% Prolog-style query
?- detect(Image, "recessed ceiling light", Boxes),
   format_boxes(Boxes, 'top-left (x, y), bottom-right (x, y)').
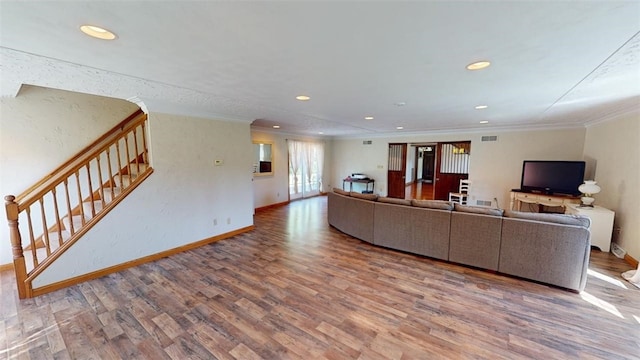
top-left (479, 120), bottom-right (489, 124)
top-left (475, 105), bottom-right (488, 110)
top-left (296, 95), bottom-right (310, 101)
top-left (394, 102), bottom-right (406, 107)
top-left (80, 25), bottom-right (117, 40)
top-left (396, 126), bottom-right (404, 130)
top-left (273, 125), bottom-right (280, 129)
top-left (318, 132), bottom-right (324, 135)
top-left (364, 116), bottom-right (374, 120)
top-left (466, 61), bottom-right (491, 70)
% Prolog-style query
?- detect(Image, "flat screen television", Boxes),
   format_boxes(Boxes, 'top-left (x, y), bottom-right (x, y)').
top-left (520, 160), bottom-right (585, 196)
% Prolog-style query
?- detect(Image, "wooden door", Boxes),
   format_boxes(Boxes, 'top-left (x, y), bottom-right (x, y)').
top-left (422, 147), bottom-right (435, 182)
top-left (387, 143), bottom-right (407, 198)
top-left (434, 141), bottom-right (470, 200)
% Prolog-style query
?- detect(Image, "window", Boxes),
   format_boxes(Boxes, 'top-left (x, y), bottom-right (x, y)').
top-left (288, 140), bottom-right (324, 200)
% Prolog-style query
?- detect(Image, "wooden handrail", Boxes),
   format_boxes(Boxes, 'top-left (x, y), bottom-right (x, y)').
top-left (15, 109), bottom-right (144, 202)
top-left (24, 168), bottom-right (154, 283)
top-left (16, 113), bottom-right (147, 209)
top-left (6, 109), bottom-right (153, 299)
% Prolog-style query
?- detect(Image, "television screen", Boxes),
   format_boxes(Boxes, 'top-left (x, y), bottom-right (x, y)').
top-left (520, 160), bottom-right (585, 196)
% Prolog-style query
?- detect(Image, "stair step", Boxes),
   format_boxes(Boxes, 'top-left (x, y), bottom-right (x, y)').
top-left (23, 248), bottom-right (46, 272)
top-left (101, 187), bottom-right (122, 201)
top-left (44, 230), bottom-right (70, 250)
top-left (128, 163), bottom-right (148, 176)
top-left (112, 174), bottom-right (135, 187)
top-left (82, 200), bottom-right (104, 216)
top-left (62, 214), bottom-right (88, 232)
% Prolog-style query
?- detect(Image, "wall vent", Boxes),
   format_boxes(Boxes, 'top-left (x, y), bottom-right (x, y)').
top-left (481, 135), bottom-right (498, 142)
top-left (611, 242), bottom-right (626, 259)
top-left (476, 200), bottom-right (492, 206)
top-left (363, 140), bottom-right (372, 145)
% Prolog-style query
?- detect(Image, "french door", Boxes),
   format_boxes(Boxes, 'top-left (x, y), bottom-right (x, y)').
top-left (288, 140), bottom-right (324, 200)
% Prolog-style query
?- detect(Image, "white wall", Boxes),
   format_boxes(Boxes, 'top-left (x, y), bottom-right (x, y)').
top-left (583, 112), bottom-right (640, 261)
top-left (251, 129), bottom-right (332, 209)
top-left (35, 112), bottom-right (254, 286)
top-left (0, 86), bottom-right (139, 265)
top-left (250, 130), bottom-right (290, 209)
top-left (406, 146), bottom-right (416, 184)
top-left (331, 128), bottom-right (586, 208)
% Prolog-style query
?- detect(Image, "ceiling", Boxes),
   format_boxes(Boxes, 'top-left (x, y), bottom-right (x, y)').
top-left (1, 1), bottom-right (639, 137)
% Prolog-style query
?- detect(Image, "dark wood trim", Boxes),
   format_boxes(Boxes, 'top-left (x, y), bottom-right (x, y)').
top-left (255, 201), bottom-right (290, 212)
top-left (30, 225), bottom-right (255, 297)
top-left (25, 168), bottom-right (155, 283)
top-left (624, 253), bottom-right (639, 268)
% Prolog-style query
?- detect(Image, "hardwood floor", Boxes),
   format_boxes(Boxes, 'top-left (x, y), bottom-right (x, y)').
top-left (405, 181), bottom-right (434, 200)
top-left (2, 196), bottom-right (639, 359)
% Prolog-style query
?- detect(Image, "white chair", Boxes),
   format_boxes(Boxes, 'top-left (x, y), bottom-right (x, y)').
top-left (449, 180), bottom-right (470, 205)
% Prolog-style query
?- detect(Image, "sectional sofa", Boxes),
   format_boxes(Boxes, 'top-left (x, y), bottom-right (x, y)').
top-left (327, 189), bottom-right (592, 292)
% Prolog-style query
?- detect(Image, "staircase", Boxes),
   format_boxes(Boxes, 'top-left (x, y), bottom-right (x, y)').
top-left (5, 109), bottom-right (153, 299)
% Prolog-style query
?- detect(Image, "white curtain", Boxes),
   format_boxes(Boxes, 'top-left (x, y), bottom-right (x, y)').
top-left (288, 140), bottom-right (324, 199)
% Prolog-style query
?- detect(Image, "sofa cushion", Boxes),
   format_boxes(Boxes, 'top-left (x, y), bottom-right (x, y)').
top-left (333, 188), bottom-right (350, 196)
top-left (411, 199), bottom-right (454, 210)
top-left (503, 210), bottom-right (590, 228)
top-left (454, 203), bottom-right (504, 217)
top-left (378, 197), bottom-right (412, 206)
top-left (350, 192), bottom-right (379, 201)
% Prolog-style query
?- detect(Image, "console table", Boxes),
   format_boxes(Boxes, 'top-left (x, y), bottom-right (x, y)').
top-left (343, 178), bottom-right (375, 193)
top-left (510, 191), bottom-right (615, 252)
top-left (510, 191), bottom-right (580, 212)
top-left (566, 204), bottom-right (615, 252)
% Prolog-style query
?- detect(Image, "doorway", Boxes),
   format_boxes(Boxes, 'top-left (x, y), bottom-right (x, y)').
top-left (288, 140), bottom-right (324, 200)
top-left (415, 144), bottom-right (436, 183)
top-left (433, 141), bottom-right (471, 200)
top-left (390, 141), bottom-right (471, 200)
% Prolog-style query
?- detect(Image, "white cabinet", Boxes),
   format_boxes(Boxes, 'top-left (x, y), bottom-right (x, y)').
top-left (566, 204), bottom-right (615, 252)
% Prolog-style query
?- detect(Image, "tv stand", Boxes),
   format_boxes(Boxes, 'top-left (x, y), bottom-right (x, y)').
top-left (510, 191), bottom-right (580, 211)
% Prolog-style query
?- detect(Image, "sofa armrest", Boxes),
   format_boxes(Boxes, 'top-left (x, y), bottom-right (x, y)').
top-left (499, 218), bottom-right (590, 291)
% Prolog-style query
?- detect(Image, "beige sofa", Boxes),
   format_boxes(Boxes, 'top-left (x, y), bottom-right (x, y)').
top-left (327, 190), bottom-right (591, 292)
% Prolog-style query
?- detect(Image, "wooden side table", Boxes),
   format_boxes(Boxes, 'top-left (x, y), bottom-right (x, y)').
top-left (343, 178), bottom-right (375, 193)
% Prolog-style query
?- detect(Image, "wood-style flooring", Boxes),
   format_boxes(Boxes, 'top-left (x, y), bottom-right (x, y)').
top-left (405, 182), bottom-right (434, 200)
top-left (2, 196), bottom-right (639, 359)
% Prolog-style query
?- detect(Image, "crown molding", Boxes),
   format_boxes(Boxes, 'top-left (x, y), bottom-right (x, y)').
top-left (329, 122), bottom-right (587, 140)
top-left (583, 105), bottom-right (640, 128)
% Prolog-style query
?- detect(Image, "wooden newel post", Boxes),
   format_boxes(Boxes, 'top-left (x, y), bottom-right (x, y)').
top-left (5, 195), bottom-right (28, 299)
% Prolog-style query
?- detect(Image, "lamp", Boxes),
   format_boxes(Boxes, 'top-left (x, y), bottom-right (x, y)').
top-left (578, 180), bottom-right (601, 207)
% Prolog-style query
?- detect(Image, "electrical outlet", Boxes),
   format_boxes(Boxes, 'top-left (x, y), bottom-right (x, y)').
top-left (227, 217), bottom-right (231, 224)
top-left (213, 218), bottom-right (217, 226)
top-left (214, 159), bottom-right (223, 166)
